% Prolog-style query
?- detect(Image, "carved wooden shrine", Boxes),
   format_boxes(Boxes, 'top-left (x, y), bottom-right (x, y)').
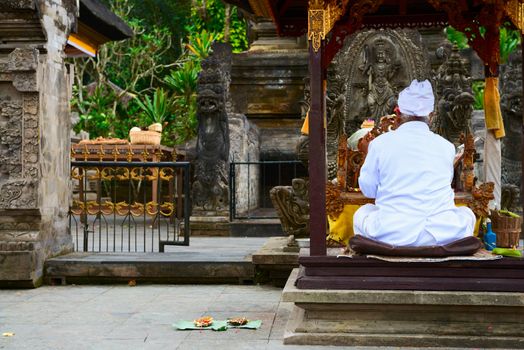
top-left (229, 0), bottom-right (524, 293)
top-left (216, 1), bottom-right (524, 347)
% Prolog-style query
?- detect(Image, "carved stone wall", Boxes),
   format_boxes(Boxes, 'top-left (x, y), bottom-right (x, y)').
top-left (0, 50), bottom-right (39, 210)
top-left (0, 0), bottom-right (76, 287)
top-left (335, 28), bottom-right (431, 135)
top-left (500, 48), bottom-right (522, 211)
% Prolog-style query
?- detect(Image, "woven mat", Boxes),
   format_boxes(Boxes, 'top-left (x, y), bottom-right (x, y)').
top-left (173, 320), bottom-right (262, 331)
top-left (337, 249), bottom-right (502, 263)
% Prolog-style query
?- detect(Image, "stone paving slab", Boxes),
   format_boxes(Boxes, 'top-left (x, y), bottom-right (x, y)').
top-left (0, 284), bottom-right (511, 350)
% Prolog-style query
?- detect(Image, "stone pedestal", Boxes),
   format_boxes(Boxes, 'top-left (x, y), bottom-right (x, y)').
top-left (283, 268), bottom-right (524, 348)
top-left (189, 214), bottom-right (230, 237)
top-left (0, 1), bottom-right (76, 287)
top-left (252, 237), bottom-right (298, 286)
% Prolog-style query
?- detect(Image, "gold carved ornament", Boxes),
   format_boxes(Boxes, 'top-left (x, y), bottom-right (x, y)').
top-left (505, 0), bottom-right (524, 34)
top-left (160, 168), bottom-right (175, 181)
top-left (459, 133), bottom-right (475, 192)
top-left (471, 182), bottom-right (495, 218)
top-left (308, 0), bottom-right (349, 52)
top-left (71, 199), bottom-right (174, 217)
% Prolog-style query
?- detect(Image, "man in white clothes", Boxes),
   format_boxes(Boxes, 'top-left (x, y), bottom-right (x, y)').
top-left (353, 79), bottom-right (476, 247)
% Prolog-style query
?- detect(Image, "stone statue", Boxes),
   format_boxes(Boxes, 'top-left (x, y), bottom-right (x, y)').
top-left (359, 37), bottom-right (400, 120)
top-left (192, 53), bottom-right (230, 211)
top-left (296, 68), bottom-right (347, 179)
top-left (269, 178), bottom-right (309, 238)
top-left (336, 29), bottom-right (431, 135)
top-left (500, 48), bottom-right (522, 211)
top-left (431, 46), bottom-right (475, 146)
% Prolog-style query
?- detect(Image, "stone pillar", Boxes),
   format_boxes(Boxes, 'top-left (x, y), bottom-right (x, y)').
top-left (229, 113), bottom-right (260, 215)
top-left (0, 0), bottom-right (77, 287)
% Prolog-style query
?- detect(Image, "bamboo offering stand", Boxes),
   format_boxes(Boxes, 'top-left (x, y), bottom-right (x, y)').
top-left (230, 0), bottom-right (524, 347)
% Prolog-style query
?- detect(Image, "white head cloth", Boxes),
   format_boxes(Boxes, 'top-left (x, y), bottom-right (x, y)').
top-left (397, 79), bottom-right (434, 117)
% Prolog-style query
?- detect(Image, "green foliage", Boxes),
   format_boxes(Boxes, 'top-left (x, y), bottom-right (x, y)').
top-left (228, 6), bottom-right (248, 53)
top-left (72, 0), bottom-right (175, 140)
top-left (500, 25), bottom-right (521, 64)
top-left (72, 84), bottom-right (115, 138)
top-left (127, 0), bottom-right (191, 59)
top-left (72, 0), bottom-right (248, 146)
top-left (186, 0), bottom-right (248, 53)
top-left (186, 30), bottom-right (222, 60)
top-left (472, 81), bottom-right (485, 110)
top-left (445, 27), bottom-right (469, 49)
top-left (445, 25), bottom-right (520, 111)
top-left (445, 25), bottom-right (521, 64)
top-left (135, 88), bottom-right (174, 125)
top-left (165, 61), bottom-right (199, 100)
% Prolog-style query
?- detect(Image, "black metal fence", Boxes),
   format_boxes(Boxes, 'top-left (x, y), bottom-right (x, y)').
top-left (229, 160), bottom-right (307, 220)
top-left (70, 161), bottom-right (190, 252)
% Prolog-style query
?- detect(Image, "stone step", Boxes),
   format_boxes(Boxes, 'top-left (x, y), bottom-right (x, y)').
top-left (230, 219), bottom-right (285, 237)
top-left (45, 252), bottom-right (255, 285)
top-left (44, 237), bottom-right (268, 285)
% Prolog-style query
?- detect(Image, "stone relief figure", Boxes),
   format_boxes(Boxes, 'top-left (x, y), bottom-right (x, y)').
top-left (500, 48), bottom-right (522, 211)
top-left (192, 55), bottom-right (230, 211)
top-left (431, 46), bottom-right (474, 146)
top-left (359, 37), bottom-right (400, 121)
top-left (336, 29), bottom-right (431, 135)
top-left (296, 68), bottom-right (347, 179)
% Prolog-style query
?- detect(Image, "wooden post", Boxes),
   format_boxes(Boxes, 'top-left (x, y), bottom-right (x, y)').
top-left (308, 41), bottom-right (327, 256)
top-left (521, 35), bottom-right (524, 216)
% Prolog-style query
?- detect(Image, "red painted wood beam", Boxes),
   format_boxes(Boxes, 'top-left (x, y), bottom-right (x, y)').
top-left (308, 42), bottom-right (327, 256)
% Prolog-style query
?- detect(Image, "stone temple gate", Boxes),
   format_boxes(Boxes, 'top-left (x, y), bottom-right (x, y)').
top-left (0, 0), bottom-right (131, 287)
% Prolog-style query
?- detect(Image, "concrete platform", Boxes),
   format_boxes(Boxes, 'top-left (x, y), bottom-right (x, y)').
top-left (45, 237), bottom-right (266, 285)
top-left (282, 268), bottom-right (524, 348)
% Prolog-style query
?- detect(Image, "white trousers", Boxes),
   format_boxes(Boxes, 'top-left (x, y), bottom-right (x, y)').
top-left (353, 204), bottom-right (476, 247)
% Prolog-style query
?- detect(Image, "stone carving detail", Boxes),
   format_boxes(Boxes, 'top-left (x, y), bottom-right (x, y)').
top-left (270, 178), bottom-right (309, 238)
top-left (0, 180), bottom-right (37, 208)
top-left (0, 98), bottom-right (22, 176)
top-left (335, 29), bottom-right (431, 135)
top-left (431, 46), bottom-right (474, 145)
top-left (326, 71), bottom-right (347, 178)
top-left (192, 47), bottom-right (231, 211)
top-left (500, 48), bottom-right (522, 210)
top-left (296, 68), bottom-right (347, 179)
top-left (0, 89), bottom-right (39, 208)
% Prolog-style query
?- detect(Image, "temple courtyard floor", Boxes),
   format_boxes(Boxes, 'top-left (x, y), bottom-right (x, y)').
top-left (0, 283), bottom-right (508, 350)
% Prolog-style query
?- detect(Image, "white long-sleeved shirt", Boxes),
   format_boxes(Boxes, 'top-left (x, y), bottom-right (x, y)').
top-left (357, 121), bottom-right (474, 246)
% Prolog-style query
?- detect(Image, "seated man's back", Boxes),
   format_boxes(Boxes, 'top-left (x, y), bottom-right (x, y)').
top-left (354, 80), bottom-right (475, 247)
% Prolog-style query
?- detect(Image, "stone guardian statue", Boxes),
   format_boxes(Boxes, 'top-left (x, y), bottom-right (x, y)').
top-left (192, 54), bottom-right (230, 211)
